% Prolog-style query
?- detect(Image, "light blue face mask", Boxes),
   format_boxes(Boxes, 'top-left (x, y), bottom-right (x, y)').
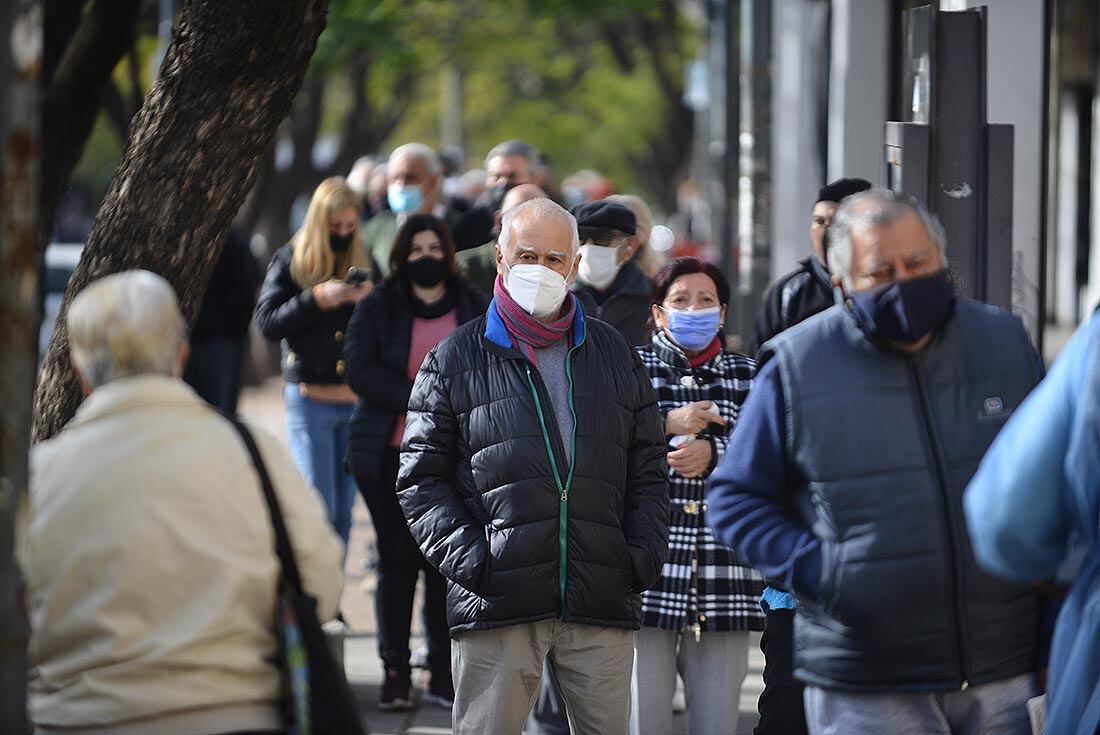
top-left (387, 184), bottom-right (424, 214)
top-left (665, 306), bottom-right (722, 351)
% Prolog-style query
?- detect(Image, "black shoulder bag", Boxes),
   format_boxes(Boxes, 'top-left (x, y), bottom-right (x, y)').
top-left (228, 418), bottom-right (364, 735)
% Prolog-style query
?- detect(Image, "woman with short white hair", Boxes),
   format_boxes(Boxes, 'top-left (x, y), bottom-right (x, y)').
top-left (27, 269), bottom-right (344, 735)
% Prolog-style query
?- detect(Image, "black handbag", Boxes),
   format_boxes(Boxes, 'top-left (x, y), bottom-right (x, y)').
top-left (228, 418), bottom-right (364, 735)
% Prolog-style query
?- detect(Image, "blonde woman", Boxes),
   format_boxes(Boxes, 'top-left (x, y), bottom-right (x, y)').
top-left (256, 176), bottom-right (373, 544)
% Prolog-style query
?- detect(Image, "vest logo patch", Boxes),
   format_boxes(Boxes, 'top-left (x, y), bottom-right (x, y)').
top-left (981, 396), bottom-right (1006, 417)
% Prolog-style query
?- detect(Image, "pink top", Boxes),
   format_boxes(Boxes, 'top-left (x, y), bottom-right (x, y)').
top-left (390, 309), bottom-right (459, 447)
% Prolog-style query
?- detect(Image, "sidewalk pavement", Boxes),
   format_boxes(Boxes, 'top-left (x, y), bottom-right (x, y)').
top-left (240, 377), bottom-right (764, 734)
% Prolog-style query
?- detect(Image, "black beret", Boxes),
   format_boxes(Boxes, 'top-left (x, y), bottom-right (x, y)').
top-left (570, 199), bottom-right (636, 235)
top-left (816, 177), bottom-right (872, 204)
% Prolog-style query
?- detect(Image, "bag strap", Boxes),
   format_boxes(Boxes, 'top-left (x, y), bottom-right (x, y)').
top-left (226, 416), bottom-right (305, 596)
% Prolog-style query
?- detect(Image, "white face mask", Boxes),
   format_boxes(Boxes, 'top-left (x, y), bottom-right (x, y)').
top-left (504, 258), bottom-right (573, 318)
top-left (578, 244), bottom-right (622, 291)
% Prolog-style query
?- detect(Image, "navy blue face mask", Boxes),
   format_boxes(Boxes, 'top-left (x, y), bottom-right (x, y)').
top-left (848, 269), bottom-right (956, 344)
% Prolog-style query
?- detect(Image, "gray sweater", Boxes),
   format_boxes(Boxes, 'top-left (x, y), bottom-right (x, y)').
top-left (533, 337), bottom-right (573, 464)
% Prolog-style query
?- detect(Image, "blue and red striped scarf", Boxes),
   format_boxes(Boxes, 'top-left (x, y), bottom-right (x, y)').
top-left (493, 275), bottom-right (575, 365)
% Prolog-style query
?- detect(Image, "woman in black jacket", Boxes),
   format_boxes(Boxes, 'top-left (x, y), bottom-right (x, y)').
top-left (344, 213), bottom-right (488, 712)
top-left (255, 176), bottom-right (373, 546)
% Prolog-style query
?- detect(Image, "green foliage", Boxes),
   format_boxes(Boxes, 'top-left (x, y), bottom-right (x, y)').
top-left (379, 0), bottom-right (695, 204)
top-left (71, 111), bottom-right (123, 204)
top-left (312, 0), bottom-right (418, 73)
top-left (70, 0), bottom-right (697, 218)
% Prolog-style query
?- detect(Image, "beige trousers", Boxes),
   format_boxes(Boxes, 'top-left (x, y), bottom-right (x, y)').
top-left (451, 619), bottom-right (635, 735)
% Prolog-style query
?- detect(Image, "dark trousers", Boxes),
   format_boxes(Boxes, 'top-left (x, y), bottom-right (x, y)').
top-left (183, 337), bottom-right (244, 414)
top-left (755, 605), bottom-right (808, 735)
top-left (356, 448), bottom-right (450, 675)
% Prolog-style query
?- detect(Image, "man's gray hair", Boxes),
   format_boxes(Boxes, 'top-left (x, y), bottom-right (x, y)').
top-left (826, 188), bottom-right (947, 289)
top-left (498, 198), bottom-right (580, 256)
top-left (68, 270), bottom-right (187, 389)
top-left (388, 142), bottom-right (442, 176)
top-left (484, 139), bottom-right (539, 169)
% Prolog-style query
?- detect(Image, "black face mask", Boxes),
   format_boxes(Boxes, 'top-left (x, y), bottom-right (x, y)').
top-left (848, 269), bottom-right (956, 343)
top-left (329, 232), bottom-right (353, 253)
top-left (406, 256), bottom-right (447, 287)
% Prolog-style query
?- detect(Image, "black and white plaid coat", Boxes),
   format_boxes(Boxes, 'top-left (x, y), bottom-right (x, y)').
top-left (636, 330), bottom-right (765, 633)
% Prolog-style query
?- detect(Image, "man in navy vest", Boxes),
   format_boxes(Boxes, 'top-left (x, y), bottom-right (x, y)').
top-left (707, 189), bottom-right (1044, 734)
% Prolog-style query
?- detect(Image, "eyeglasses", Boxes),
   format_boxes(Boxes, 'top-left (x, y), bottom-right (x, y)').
top-left (657, 303), bottom-right (724, 313)
top-left (578, 229), bottom-right (626, 247)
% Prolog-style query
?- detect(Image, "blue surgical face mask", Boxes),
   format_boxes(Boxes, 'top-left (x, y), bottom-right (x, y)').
top-left (848, 269), bottom-right (955, 343)
top-left (665, 306), bottom-right (722, 351)
top-left (387, 183), bottom-right (424, 214)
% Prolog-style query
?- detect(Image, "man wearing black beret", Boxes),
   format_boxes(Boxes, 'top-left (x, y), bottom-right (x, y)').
top-left (569, 199), bottom-right (653, 347)
top-left (749, 177), bottom-right (871, 355)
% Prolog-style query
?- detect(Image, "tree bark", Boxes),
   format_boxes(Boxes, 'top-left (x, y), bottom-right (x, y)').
top-left (0, 2), bottom-right (40, 729)
top-left (33, 0), bottom-right (330, 441)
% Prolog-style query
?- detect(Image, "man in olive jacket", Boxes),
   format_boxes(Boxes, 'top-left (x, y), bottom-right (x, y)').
top-left (397, 198), bottom-right (669, 735)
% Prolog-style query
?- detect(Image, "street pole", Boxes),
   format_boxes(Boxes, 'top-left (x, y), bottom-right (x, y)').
top-left (706, 0), bottom-right (731, 293)
top-left (0, 0), bottom-right (41, 731)
top-left (735, 0), bottom-right (772, 343)
top-left (440, 62), bottom-right (464, 155)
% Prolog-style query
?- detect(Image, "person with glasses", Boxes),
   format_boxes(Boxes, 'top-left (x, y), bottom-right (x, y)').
top-left (708, 190), bottom-right (1042, 735)
top-left (569, 199), bottom-right (653, 347)
top-left (628, 256), bottom-right (764, 735)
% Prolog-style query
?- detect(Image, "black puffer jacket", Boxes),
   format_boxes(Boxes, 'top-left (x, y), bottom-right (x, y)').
top-left (573, 260), bottom-right (653, 347)
top-left (396, 303), bottom-right (670, 633)
top-left (255, 244), bottom-right (355, 384)
top-left (344, 276), bottom-right (489, 481)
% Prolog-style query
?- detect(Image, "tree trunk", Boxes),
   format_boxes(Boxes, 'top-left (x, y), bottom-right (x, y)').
top-left (33, 0), bottom-right (330, 442)
top-left (0, 2), bottom-right (40, 730)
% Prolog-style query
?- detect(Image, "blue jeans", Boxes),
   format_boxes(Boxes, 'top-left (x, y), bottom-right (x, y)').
top-left (284, 384), bottom-right (356, 544)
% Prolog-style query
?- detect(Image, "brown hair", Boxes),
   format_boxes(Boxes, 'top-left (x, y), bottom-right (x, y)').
top-left (388, 213), bottom-right (457, 281)
top-left (651, 256), bottom-right (730, 305)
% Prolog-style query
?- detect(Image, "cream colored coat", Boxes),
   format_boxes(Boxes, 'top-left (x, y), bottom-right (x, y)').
top-left (24, 376), bottom-right (344, 733)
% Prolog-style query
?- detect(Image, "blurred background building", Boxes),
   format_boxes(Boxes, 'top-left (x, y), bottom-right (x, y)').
top-left (735, 0), bottom-right (1098, 357)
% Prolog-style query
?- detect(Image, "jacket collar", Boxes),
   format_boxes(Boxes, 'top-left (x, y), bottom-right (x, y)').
top-left (66, 375), bottom-right (204, 430)
top-left (483, 295), bottom-right (587, 357)
top-left (803, 255), bottom-right (835, 290)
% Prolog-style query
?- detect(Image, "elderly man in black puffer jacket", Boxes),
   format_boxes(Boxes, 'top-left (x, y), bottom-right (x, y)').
top-left (397, 198), bottom-right (669, 735)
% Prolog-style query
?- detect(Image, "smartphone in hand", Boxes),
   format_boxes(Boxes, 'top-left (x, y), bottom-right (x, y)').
top-left (344, 266), bottom-right (370, 285)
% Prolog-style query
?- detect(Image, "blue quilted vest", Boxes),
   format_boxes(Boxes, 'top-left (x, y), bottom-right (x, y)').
top-left (767, 300), bottom-right (1042, 691)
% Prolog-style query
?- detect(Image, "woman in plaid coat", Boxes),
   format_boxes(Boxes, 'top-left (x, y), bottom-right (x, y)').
top-left (631, 257), bottom-right (765, 735)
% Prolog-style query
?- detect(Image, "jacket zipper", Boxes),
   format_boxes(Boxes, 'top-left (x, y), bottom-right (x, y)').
top-left (524, 350), bottom-right (580, 619)
top-left (910, 359), bottom-right (971, 687)
top-left (562, 343), bottom-right (580, 617)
